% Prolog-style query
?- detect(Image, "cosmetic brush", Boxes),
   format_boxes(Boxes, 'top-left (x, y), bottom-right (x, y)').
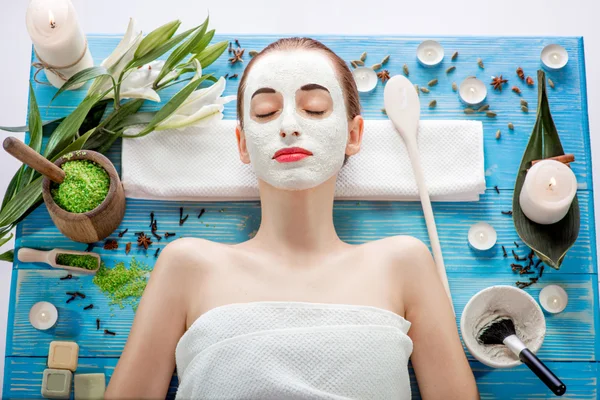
top-left (478, 317), bottom-right (566, 396)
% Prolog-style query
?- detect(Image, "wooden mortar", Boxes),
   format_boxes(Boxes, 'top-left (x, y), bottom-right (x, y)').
top-left (41, 150), bottom-right (125, 243)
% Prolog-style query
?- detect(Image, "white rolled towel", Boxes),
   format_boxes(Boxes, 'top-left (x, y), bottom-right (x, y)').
top-left (121, 119), bottom-right (485, 201)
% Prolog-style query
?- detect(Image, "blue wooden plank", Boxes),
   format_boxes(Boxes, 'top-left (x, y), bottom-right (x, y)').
top-left (5, 269), bottom-right (597, 362)
top-left (6, 33), bottom-right (596, 400)
top-left (3, 356), bottom-right (596, 400)
top-left (14, 190), bottom-right (597, 274)
top-left (27, 35), bottom-right (591, 191)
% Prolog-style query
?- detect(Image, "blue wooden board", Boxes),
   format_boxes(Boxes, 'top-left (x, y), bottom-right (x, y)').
top-left (3, 34), bottom-right (597, 399)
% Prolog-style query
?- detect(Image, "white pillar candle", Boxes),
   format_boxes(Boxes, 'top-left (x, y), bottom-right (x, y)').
top-left (519, 160), bottom-right (577, 225)
top-left (459, 77), bottom-right (487, 106)
top-left (468, 222), bottom-right (497, 251)
top-left (541, 44), bottom-right (568, 70)
top-left (416, 40), bottom-right (444, 67)
top-left (25, 0), bottom-right (93, 89)
top-left (539, 284), bottom-right (568, 313)
top-left (351, 67), bottom-right (377, 93)
top-left (29, 301), bottom-right (58, 330)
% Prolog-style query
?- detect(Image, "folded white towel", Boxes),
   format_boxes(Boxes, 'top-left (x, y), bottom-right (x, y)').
top-left (175, 302), bottom-right (413, 400)
top-left (122, 120), bottom-right (485, 201)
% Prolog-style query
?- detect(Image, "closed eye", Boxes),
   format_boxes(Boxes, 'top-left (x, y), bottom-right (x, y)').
top-left (305, 110), bottom-right (326, 115)
top-left (255, 111), bottom-right (278, 118)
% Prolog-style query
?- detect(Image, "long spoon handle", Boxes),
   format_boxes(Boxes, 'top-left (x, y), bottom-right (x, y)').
top-left (406, 138), bottom-right (454, 313)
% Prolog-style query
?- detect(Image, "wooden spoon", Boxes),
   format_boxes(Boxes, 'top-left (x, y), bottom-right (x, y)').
top-left (3, 136), bottom-right (65, 183)
top-left (17, 247), bottom-right (100, 274)
top-left (384, 75), bottom-right (453, 310)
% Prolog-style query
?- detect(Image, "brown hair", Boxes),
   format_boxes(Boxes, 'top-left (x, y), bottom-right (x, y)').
top-left (236, 37), bottom-right (361, 128)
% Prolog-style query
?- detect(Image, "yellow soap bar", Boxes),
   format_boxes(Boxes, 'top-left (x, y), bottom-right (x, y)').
top-left (48, 341), bottom-right (79, 371)
top-left (41, 369), bottom-right (72, 399)
top-left (74, 373), bottom-right (106, 400)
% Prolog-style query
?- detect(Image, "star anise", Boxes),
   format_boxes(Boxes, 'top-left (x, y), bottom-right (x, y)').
top-left (137, 233), bottom-right (152, 250)
top-left (103, 239), bottom-right (118, 250)
top-left (377, 69), bottom-right (390, 83)
top-left (229, 48), bottom-right (245, 65)
top-left (490, 75), bottom-right (508, 91)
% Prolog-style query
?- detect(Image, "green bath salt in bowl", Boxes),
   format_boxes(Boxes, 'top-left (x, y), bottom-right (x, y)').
top-left (51, 160), bottom-right (110, 213)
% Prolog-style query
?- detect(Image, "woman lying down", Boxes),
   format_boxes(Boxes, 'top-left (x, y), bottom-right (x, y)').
top-left (106, 37), bottom-right (479, 400)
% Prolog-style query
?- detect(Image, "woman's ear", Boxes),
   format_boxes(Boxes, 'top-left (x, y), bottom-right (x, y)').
top-left (345, 115), bottom-right (364, 156)
top-left (236, 124), bottom-right (251, 164)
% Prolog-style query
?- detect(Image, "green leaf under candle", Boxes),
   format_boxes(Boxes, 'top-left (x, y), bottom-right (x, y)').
top-left (512, 70), bottom-right (580, 269)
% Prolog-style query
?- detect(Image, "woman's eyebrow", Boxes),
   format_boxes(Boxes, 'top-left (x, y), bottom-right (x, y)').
top-left (300, 83), bottom-right (329, 92)
top-left (251, 87), bottom-right (276, 99)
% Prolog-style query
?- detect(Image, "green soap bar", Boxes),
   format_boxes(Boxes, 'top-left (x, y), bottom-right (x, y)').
top-left (74, 373), bottom-right (106, 400)
top-left (41, 369), bottom-right (72, 399)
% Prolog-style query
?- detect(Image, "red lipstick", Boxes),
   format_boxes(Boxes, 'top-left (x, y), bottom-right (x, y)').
top-left (272, 147), bottom-right (313, 163)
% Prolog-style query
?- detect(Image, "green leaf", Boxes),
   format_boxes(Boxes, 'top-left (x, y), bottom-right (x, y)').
top-left (0, 250), bottom-right (14, 263)
top-left (1, 167), bottom-right (24, 209)
top-left (128, 26), bottom-right (196, 70)
top-left (191, 28), bottom-right (214, 56)
top-left (124, 73), bottom-right (209, 137)
top-left (0, 232), bottom-right (13, 248)
top-left (193, 40), bottom-right (228, 70)
top-left (20, 83), bottom-right (43, 187)
top-left (113, 112), bottom-right (156, 131)
top-left (155, 17), bottom-right (209, 86)
top-left (134, 20), bottom-right (181, 60)
top-left (0, 117), bottom-right (64, 134)
top-left (52, 66), bottom-right (110, 101)
top-left (43, 94), bottom-right (103, 159)
top-left (512, 69), bottom-right (580, 270)
top-left (0, 176), bottom-right (43, 227)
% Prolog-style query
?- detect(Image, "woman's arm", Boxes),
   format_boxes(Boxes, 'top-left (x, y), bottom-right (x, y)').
top-left (402, 238), bottom-right (480, 400)
top-left (105, 239), bottom-right (194, 399)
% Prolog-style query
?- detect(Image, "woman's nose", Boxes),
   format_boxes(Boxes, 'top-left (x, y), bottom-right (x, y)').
top-left (280, 111), bottom-right (301, 138)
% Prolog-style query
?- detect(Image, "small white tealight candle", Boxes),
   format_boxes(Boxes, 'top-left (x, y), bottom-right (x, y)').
top-left (352, 67), bottom-right (378, 93)
top-left (459, 77), bottom-right (487, 105)
top-left (468, 222), bottom-right (497, 251)
top-left (539, 284), bottom-right (568, 313)
top-left (29, 301), bottom-right (58, 330)
top-left (519, 160), bottom-right (577, 225)
top-left (417, 40), bottom-right (444, 67)
top-left (25, 0), bottom-right (93, 89)
top-left (541, 44), bottom-right (568, 70)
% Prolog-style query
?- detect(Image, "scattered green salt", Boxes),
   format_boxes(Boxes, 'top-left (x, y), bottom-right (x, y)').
top-left (51, 160), bottom-right (110, 213)
top-left (56, 254), bottom-right (98, 270)
top-left (92, 258), bottom-right (152, 311)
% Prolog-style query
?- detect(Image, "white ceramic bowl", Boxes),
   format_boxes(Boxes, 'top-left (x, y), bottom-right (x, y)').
top-left (460, 285), bottom-right (546, 368)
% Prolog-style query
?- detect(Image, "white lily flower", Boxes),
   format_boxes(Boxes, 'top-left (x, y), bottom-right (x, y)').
top-left (155, 67), bottom-right (235, 131)
top-left (88, 18), bottom-right (173, 103)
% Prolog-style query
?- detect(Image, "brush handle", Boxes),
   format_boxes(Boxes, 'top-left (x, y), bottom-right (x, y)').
top-left (405, 138), bottom-right (453, 313)
top-left (3, 137), bottom-right (65, 184)
top-left (519, 348), bottom-right (566, 396)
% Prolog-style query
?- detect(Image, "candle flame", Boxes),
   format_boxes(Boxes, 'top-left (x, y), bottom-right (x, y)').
top-left (549, 176), bottom-right (557, 189)
top-left (49, 10), bottom-right (56, 29)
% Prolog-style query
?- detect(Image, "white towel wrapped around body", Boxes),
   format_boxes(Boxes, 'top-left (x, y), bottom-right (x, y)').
top-left (175, 302), bottom-right (414, 400)
top-left (122, 120), bottom-right (485, 202)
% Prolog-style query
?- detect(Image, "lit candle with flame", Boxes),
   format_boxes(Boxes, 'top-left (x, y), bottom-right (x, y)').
top-left (519, 160), bottom-right (577, 225)
top-left (25, 0), bottom-right (93, 89)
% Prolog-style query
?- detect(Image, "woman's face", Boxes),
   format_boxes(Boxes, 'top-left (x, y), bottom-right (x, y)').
top-left (240, 50), bottom-right (349, 191)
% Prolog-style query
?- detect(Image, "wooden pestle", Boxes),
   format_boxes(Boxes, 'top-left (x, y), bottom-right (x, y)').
top-left (3, 136), bottom-right (65, 183)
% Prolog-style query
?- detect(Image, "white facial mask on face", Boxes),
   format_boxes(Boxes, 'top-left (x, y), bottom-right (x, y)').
top-left (243, 50), bottom-right (348, 190)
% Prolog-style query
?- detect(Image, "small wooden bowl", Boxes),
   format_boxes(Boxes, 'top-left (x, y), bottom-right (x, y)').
top-left (42, 150), bottom-right (125, 243)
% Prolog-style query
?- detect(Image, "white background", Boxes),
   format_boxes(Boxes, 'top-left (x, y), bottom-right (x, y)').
top-left (0, 0), bottom-right (598, 390)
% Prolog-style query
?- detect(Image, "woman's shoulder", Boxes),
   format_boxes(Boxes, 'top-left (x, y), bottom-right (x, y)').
top-left (363, 235), bottom-right (431, 261)
top-left (157, 237), bottom-right (231, 272)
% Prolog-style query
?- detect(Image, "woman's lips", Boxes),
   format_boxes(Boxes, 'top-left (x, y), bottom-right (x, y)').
top-left (273, 147), bottom-right (313, 163)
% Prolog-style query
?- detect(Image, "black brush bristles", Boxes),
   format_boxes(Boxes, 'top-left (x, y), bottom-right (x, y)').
top-left (477, 317), bottom-right (516, 345)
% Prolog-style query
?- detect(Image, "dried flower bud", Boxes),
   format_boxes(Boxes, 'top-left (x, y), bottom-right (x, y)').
top-left (249, 50), bottom-right (258, 57)
top-left (486, 111), bottom-right (497, 118)
top-left (446, 66), bottom-right (456, 74)
top-left (520, 99), bottom-right (528, 107)
top-left (548, 78), bottom-right (555, 89)
top-left (381, 55), bottom-right (390, 65)
top-left (429, 100), bottom-right (437, 108)
top-left (451, 51), bottom-right (458, 61)
top-left (360, 52), bottom-right (367, 62)
top-left (495, 130), bottom-right (501, 139)
top-left (521, 105), bottom-right (529, 113)
top-left (420, 87), bottom-right (430, 93)
top-left (477, 104), bottom-right (490, 112)
top-left (508, 123), bottom-right (514, 130)
top-left (452, 82), bottom-right (458, 92)
top-left (428, 79), bottom-right (438, 87)
top-left (464, 108), bottom-right (475, 114)
top-left (477, 58), bottom-right (484, 69)
top-left (371, 63), bottom-right (382, 71)
top-left (403, 64), bottom-right (409, 76)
